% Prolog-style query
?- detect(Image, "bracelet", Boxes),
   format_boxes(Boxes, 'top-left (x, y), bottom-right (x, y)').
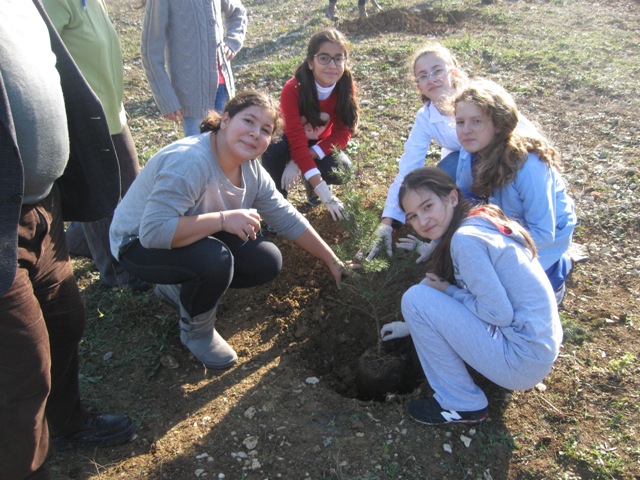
top-left (219, 211), bottom-right (225, 231)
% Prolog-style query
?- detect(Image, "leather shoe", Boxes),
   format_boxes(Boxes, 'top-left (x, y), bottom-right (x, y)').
top-left (51, 414), bottom-right (134, 450)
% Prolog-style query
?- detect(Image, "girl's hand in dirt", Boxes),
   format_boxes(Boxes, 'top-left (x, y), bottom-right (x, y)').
top-left (224, 209), bottom-right (262, 241)
top-left (424, 272), bottom-right (451, 293)
top-left (331, 260), bottom-right (361, 289)
top-left (380, 321), bottom-right (410, 341)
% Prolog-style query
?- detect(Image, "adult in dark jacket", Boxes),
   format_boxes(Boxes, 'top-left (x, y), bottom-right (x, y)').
top-left (0, 1), bottom-right (133, 478)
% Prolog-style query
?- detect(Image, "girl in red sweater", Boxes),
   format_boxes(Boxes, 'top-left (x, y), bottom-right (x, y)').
top-left (261, 27), bottom-right (359, 221)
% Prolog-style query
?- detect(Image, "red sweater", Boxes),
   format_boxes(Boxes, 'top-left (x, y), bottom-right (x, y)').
top-left (279, 77), bottom-right (352, 175)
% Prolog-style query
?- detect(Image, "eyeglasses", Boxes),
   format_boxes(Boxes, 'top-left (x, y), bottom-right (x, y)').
top-left (314, 53), bottom-right (347, 66)
top-left (415, 68), bottom-right (449, 84)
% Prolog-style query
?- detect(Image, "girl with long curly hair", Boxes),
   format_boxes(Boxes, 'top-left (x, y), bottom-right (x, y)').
top-left (454, 79), bottom-right (576, 303)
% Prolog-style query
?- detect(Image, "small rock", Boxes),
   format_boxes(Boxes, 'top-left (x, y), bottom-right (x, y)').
top-left (103, 351), bottom-right (113, 361)
top-left (243, 436), bottom-right (258, 450)
top-left (195, 469), bottom-right (205, 477)
top-left (305, 377), bottom-right (320, 385)
top-left (160, 354), bottom-right (180, 369)
top-left (535, 382), bottom-right (547, 392)
top-left (356, 432), bottom-right (364, 438)
top-left (460, 435), bottom-right (472, 448)
top-left (244, 407), bottom-right (257, 419)
top-left (443, 443), bottom-right (453, 453)
top-left (196, 453), bottom-right (210, 460)
top-left (218, 474), bottom-right (225, 479)
top-left (250, 459), bottom-right (261, 470)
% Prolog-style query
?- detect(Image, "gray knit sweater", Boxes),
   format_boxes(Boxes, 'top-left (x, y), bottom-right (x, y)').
top-left (141, 0), bottom-right (247, 118)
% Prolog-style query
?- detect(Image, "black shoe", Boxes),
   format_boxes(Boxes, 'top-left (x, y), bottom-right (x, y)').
top-left (407, 397), bottom-right (488, 426)
top-left (302, 178), bottom-right (321, 207)
top-left (51, 414), bottom-right (134, 450)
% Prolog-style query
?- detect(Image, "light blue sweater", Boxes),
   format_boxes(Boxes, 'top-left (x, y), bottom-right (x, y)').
top-left (456, 149), bottom-right (576, 270)
top-left (446, 216), bottom-right (563, 366)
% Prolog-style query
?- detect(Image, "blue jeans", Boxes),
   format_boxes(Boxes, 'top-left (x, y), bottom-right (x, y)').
top-left (436, 151), bottom-right (459, 180)
top-left (182, 84), bottom-right (229, 137)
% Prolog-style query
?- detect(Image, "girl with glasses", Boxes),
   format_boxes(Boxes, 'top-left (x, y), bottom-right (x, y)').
top-left (453, 79), bottom-right (576, 304)
top-left (261, 27), bottom-right (359, 221)
top-left (367, 42), bottom-right (538, 264)
top-left (366, 41), bottom-right (468, 259)
top-left (110, 92), bottom-right (346, 370)
top-left (381, 167), bottom-right (562, 426)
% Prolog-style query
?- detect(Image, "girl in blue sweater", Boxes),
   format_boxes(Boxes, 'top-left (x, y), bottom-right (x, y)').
top-left (381, 167), bottom-right (562, 425)
top-left (454, 79), bottom-right (576, 303)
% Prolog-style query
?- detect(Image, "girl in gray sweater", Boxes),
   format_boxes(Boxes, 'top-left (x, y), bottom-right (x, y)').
top-left (110, 91), bottom-right (345, 369)
top-left (381, 167), bottom-right (562, 425)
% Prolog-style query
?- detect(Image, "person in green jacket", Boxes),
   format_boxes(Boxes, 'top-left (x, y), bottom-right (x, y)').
top-left (43, 0), bottom-right (148, 289)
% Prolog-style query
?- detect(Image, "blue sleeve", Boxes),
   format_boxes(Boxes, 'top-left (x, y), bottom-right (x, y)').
top-left (511, 154), bottom-right (557, 251)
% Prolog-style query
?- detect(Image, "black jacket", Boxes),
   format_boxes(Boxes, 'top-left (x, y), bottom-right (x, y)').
top-left (0, 0), bottom-right (120, 296)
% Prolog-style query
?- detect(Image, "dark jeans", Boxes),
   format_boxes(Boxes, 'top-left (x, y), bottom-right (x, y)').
top-left (119, 232), bottom-right (282, 317)
top-left (66, 124), bottom-right (141, 287)
top-left (261, 135), bottom-right (352, 198)
top-left (329, 0), bottom-right (366, 5)
top-left (0, 186), bottom-right (88, 480)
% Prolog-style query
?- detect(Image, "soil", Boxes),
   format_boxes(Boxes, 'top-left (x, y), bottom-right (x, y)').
top-left (49, 0), bottom-right (640, 479)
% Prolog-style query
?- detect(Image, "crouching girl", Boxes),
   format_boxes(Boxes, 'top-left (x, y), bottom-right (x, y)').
top-left (381, 167), bottom-right (562, 425)
top-left (110, 91), bottom-right (345, 370)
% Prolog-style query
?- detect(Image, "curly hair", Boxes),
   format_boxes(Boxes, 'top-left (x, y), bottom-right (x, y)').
top-left (199, 90), bottom-right (284, 143)
top-left (293, 27), bottom-right (359, 134)
top-left (455, 79), bottom-right (560, 199)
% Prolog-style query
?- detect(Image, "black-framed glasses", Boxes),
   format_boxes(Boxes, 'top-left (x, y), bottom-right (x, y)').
top-left (415, 68), bottom-right (449, 84)
top-left (314, 53), bottom-right (347, 66)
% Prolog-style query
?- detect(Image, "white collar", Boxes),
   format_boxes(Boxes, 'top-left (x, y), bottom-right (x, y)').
top-left (316, 81), bottom-right (336, 101)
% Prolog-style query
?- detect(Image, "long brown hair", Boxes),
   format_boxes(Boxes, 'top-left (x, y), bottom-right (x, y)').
top-left (399, 167), bottom-right (536, 283)
top-left (455, 79), bottom-right (560, 199)
top-left (199, 90), bottom-right (284, 142)
top-left (294, 28), bottom-right (359, 133)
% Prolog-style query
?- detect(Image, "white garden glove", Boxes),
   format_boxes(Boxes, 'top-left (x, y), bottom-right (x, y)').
top-left (380, 321), bottom-right (410, 341)
top-left (366, 223), bottom-right (394, 260)
top-left (280, 160), bottom-right (300, 192)
top-left (314, 181), bottom-right (345, 221)
top-left (396, 234), bottom-right (436, 263)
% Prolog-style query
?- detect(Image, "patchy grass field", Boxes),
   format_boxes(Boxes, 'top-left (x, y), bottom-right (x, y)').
top-left (51, 0), bottom-right (639, 478)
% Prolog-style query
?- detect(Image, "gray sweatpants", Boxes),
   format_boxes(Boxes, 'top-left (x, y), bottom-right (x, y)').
top-left (401, 283), bottom-right (555, 412)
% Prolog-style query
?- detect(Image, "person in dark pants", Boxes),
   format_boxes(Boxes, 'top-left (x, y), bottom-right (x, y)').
top-left (43, 0), bottom-right (148, 290)
top-left (0, 1), bottom-right (133, 478)
top-left (326, 0), bottom-right (370, 20)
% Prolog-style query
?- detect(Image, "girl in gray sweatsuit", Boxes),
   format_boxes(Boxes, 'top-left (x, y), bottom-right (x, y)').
top-left (382, 167), bottom-right (562, 425)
